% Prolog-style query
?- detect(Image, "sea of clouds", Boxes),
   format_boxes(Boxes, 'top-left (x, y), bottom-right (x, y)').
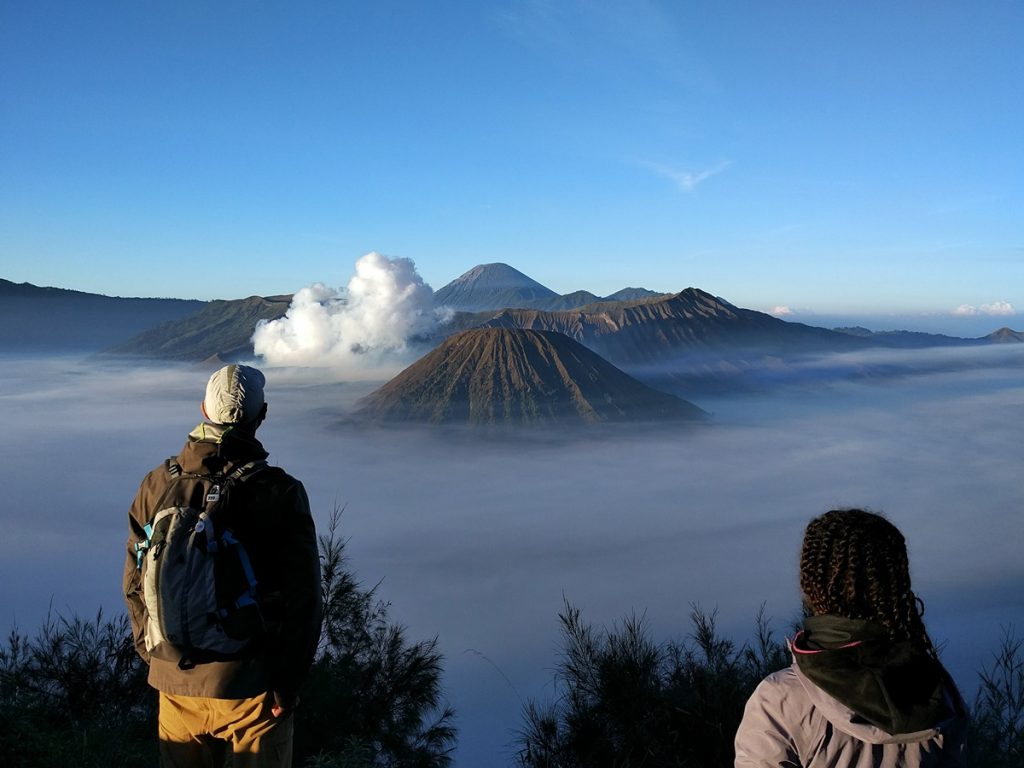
top-left (1, 344), bottom-right (1022, 764)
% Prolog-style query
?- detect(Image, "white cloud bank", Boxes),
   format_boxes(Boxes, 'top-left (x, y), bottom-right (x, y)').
top-left (769, 306), bottom-right (793, 316)
top-left (252, 252), bottom-right (448, 371)
top-left (952, 301), bottom-right (1016, 317)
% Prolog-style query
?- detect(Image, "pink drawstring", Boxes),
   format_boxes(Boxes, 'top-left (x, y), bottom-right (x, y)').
top-left (789, 630), bottom-right (864, 654)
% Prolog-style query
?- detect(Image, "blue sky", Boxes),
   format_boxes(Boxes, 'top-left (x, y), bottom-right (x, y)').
top-left (1, 1), bottom-right (1021, 327)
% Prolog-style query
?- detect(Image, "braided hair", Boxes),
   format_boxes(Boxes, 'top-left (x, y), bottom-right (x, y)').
top-left (799, 508), bottom-right (936, 657)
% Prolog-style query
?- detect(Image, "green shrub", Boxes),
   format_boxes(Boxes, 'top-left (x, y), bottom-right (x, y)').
top-left (0, 610), bottom-right (155, 767)
top-left (968, 626), bottom-right (1023, 766)
top-left (515, 602), bottom-right (788, 768)
top-left (294, 506), bottom-right (456, 766)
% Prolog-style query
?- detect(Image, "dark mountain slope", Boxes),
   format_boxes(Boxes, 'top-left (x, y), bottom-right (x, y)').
top-left (357, 328), bottom-right (706, 426)
top-left (0, 279), bottom-right (203, 352)
top-left (532, 290), bottom-right (603, 312)
top-left (604, 287), bottom-right (666, 302)
top-left (475, 288), bottom-right (868, 369)
top-left (104, 295), bottom-right (291, 361)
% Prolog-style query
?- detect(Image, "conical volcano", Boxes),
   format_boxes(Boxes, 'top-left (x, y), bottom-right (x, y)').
top-left (356, 328), bottom-right (706, 425)
top-left (433, 263), bottom-right (559, 311)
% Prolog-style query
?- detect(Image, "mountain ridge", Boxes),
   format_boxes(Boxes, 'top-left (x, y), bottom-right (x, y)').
top-left (103, 295), bottom-right (291, 361)
top-left (0, 278), bottom-right (195, 302)
top-left (432, 263), bottom-right (667, 312)
top-left (470, 288), bottom-right (867, 368)
top-left (6, 270), bottom-right (1021, 370)
top-left (0, 278), bottom-right (204, 351)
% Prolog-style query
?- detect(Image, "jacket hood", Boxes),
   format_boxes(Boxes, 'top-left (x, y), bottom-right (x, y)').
top-left (791, 615), bottom-right (965, 742)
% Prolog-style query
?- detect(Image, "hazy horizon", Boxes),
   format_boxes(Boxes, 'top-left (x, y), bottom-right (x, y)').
top-left (2, 346), bottom-right (1022, 764)
top-left (4, 264), bottom-right (1021, 344)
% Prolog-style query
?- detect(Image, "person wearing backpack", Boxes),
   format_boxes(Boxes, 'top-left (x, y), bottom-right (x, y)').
top-left (123, 364), bottom-right (323, 768)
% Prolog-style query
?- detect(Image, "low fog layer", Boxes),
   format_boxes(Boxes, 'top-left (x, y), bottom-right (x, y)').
top-left (1, 347), bottom-right (1022, 764)
top-left (778, 309), bottom-right (1019, 339)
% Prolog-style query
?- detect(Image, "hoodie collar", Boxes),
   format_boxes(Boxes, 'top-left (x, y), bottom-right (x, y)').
top-left (178, 422), bottom-right (269, 476)
top-left (791, 615), bottom-right (954, 737)
top-left (793, 615), bottom-right (889, 653)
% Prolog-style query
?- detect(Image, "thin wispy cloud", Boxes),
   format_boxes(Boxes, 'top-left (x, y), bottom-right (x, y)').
top-left (952, 301), bottom-right (1016, 317)
top-left (497, 0), bottom-right (715, 91)
top-left (644, 160), bottom-right (731, 193)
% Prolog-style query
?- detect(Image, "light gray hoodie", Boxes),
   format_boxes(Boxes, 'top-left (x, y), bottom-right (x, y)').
top-left (735, 660), bottom-right (967, 767)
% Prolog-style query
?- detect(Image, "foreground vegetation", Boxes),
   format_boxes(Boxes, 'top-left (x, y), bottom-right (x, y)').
top-left (514, 604), bottom-right (1023, 767)
top-left (515, 604), bottom-right (788, 767)
top-left (0, 508), bottom-right (455, 768)
top-left (1, 517), bottom-right (1020, 766)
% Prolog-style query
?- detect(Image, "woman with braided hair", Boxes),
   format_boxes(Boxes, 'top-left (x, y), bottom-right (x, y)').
top-left (735, 509), bottom-right (968, 767)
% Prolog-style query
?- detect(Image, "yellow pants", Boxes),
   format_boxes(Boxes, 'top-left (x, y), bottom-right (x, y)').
top-left (158, 691), bottom-right (294, 768)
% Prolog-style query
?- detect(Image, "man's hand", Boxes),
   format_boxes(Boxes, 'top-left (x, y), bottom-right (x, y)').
top-left (271, 690), bottom-right (298, 717)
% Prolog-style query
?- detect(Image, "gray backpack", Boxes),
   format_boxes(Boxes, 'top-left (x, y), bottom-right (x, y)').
top-left (135, 458), bottom-right (268, 669)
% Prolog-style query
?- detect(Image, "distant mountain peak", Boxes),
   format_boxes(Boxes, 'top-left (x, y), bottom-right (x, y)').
top-left (603, 287), bottom-right (665, 303)
top-left (434, 264), bottom-right (557, 312)
top-left (984, 327), bottom-right (1024, 343)
top-left (663, 288), bottom-right (741, 318)
top-left (446, 263), bottom-right (554, 291)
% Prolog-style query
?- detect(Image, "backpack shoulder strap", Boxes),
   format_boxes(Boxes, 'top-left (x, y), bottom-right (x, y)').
top-left (224, 459), bottom-right (270, 484)
top-left (135, 458), bottom-right (195, 569)
top-left (151, 457), bottom-right (193, 511)
top-left (202, 459), bottom-right (270, 524)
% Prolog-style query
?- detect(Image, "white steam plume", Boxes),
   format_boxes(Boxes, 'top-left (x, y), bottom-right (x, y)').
top-left (252, 252), bottom-right (448, 371)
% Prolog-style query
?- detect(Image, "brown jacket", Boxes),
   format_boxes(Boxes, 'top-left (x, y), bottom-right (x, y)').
top-left (123, 423), bottom-right (322, 701)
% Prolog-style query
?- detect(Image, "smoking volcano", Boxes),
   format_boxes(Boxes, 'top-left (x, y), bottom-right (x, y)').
top-left (356, 328), bottom-right (706, 426)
